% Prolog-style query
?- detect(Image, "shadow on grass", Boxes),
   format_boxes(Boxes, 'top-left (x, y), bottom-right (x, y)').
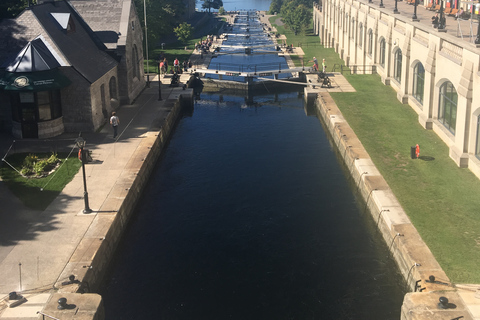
top-left (419, 156), bottom-right (435, 161)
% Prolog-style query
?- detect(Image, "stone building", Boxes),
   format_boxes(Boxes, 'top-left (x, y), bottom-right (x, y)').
top-left (314, 1), bottom-right (480, 180)
top-left (0, 0), bottom-right (145, 139)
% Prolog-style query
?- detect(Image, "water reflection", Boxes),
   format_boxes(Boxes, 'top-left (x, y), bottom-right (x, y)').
top-left (102, 92), bottom-right (406, 320)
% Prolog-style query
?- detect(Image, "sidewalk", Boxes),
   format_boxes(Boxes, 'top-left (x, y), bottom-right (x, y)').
top-left (0, 78), bottom-right (192, 319)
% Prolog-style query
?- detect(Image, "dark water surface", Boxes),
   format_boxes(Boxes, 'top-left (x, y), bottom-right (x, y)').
top-left (102, 93), bottom-right (406, 320)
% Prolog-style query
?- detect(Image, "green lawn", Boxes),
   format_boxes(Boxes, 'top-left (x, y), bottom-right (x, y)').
top-left (271, 16), bottom-right (480, 284)
top-left (0, 152), bottom-right (82, 211)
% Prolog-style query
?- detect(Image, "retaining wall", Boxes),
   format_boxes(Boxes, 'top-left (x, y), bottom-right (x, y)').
top-left (313, 93), bottom-right (473, 319)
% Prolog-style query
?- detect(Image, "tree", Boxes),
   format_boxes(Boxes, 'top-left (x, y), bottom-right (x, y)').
top-left (269, 0), bottom-right (283, 15)
top-left (218, 6), bottom-right (225, 15)
top-left (201, 0), bottom-right (223, 13)
top-left (174, 22), bottom-right (193, 45)
top-left (281, 0), bottom-right (311, 35)
top-left (133, 0), bottom-right (185, 49)
top-left (0, 0), bottom-right (36, 20)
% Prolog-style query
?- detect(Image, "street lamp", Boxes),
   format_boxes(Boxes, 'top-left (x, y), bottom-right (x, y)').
top-left (394, 0), bottom-right (400, 13)
top-left (438, 0), bottom-right (445, 29)
top-left (144, 0), bottom-right (150, 87)
top-left (412, 0), bottom-right (419, 20)
top-left (379, 0), bottom-right (384, 8)
top-left (475, 6), bottom-right (480, 44)
top-left (75, 135), bottom-right (92, 214)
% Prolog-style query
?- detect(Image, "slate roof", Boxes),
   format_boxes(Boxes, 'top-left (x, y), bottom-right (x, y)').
top-left (69, 0), bottom-right (125, 50)
top-left (0, 0), bottom-right (118, 84)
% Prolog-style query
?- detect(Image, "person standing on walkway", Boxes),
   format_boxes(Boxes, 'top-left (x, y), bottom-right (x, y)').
top-left (322, 59), bottom-right (326, 73)
top-left (110, 111), bottom-right (120, 138)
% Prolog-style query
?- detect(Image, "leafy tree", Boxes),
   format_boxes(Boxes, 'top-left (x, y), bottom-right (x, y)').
top-left (202, 0), bottom-right (223, 13)
top-left (174, 22), bottom-right (193, 44)
top-left (0, 0), bottom-right (36, 20)
top-left (281, 0), bottom-right (311, 35)
top-left (269, 0), bottom-right (283, 15)
top-left (133, 0), bottom-right (185, 50)
top-left (218, 6), bottom-right (225, 15)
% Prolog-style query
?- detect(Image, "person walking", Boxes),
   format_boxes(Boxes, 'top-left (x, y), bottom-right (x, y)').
top-left (322, 59), bottom-right (326, 73)
top-left (110, 111), bottom-right (120, 138)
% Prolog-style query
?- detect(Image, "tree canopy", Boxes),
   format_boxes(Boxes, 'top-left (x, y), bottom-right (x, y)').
top-left (268, 0), bottom-right (283, 15)
top-left (201, 0), bottom-right (223, 13)
top-left (174, 22), bottom-right (193, 44)
top-left (133, 0), bottom-right (185, 48)
top-left (280, 0), bottom-right (312, 35)
top-left (0, 0), bottom-right (36, 20)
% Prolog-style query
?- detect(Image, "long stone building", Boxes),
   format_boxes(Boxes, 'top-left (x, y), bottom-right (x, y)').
top-left (314, 0), bottom-right (480, 181)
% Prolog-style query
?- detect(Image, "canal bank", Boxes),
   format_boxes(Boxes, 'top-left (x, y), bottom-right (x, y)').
top-left (313, 92), bottom-right (478, 319)
top-left (0, 80), bottom-right (194, 319)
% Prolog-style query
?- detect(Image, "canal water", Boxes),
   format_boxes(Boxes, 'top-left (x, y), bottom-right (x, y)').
top-left (101, 10), bottom-right (406, 320)
top-left (101, 93), bottom-right (406, 320)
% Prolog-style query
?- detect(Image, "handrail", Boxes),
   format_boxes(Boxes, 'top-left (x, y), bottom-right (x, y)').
top-left (37, 311), bottom-right (61, 320)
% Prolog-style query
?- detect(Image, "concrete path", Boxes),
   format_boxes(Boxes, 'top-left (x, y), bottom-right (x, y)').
top-left (0, 78), bottom-right (191, 319)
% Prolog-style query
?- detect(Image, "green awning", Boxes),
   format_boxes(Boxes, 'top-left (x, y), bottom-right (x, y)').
top-left (0, 69), bottom-right (71, 91)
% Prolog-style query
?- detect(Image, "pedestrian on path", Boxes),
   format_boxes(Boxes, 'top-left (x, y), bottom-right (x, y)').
top-left (110, 111), bottom-right (120, 138)
top-left (322, 59), bottom-right (326, 73)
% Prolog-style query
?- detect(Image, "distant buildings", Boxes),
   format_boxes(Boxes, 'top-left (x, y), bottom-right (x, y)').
top-left (0, 0), bottom-right (145, 138)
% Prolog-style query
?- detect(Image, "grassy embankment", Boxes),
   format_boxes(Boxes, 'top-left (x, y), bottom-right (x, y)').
top-left (271, 15), bottom-right (480, 284)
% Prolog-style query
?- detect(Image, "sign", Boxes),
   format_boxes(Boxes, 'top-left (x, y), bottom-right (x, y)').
top-left (259, 72), bottom-right (273, 76)
top-left (226, 72), bottom-right (241, 76)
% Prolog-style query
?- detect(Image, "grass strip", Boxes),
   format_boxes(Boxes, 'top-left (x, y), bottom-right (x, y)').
top-left (271, 15), bottom-right (480, 284)
top-left (0, 153), bottom-right (82, 211)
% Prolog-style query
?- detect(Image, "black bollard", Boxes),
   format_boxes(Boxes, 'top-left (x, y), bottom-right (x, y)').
top-left (57, 298), bottom-right (68, 310)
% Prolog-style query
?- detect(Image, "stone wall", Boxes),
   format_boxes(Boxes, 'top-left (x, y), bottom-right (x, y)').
top-left (313, 92), bottom-right (473, 319)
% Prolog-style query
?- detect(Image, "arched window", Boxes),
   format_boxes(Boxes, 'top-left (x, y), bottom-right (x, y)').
top-left (109, 76), bottom-right (117, 100)
top-left (394, 49), bottom-right (402, 83)
top-left (379, 38), bottom-right (386, 67)
top-left (438, 81), bottom-right (458, 134)
top-left (368, 29), bottom-right (373, 56)
top-left (412, 62), bottom-right (425, 105)
top-left (358, 23), bottom-right (363, 47)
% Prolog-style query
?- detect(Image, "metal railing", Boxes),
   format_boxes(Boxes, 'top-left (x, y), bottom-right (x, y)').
top-left (332, 64), bottom-right (377, 74)
top-left (37, 311), bottom-right (61, 320)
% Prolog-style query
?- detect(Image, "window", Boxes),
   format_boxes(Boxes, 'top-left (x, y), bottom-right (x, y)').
top-left (438, 81), bottom-right (457, 134)
top-left (475, 116), bottom-right (480, 159)
top-left (358, 23), bottom-right (363, 47)
top-left (379, 38), bottom-right (386, 67)
top-left (394, 49), bottom-right (402, 83)
top-left (351, 18), bottom-right (355, 39)
top-left (368, 29), bottom-right (373, 56)
top-left (10, 90), bottom-right (62, 122)
top-left (412, 62), bottom-right (425, 105)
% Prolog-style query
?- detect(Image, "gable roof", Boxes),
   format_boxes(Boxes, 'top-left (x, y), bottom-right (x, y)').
top-left (0, 0), bottom-right (118, 83)
top-left (69, 0), bottom-right (126, 50)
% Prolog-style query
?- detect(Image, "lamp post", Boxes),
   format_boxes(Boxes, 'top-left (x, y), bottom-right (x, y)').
top-left (144, 0), bottom-right (150, 87)
top-left (412, 0), bottom-right (419, 20)
top-left (438, 0), bottom-right (445, 29)
top-left (475, 8), bottom-right (480, 43)
top-left (75, 136), bottom-right (92, 214)
top-left (379, 0), bottom-right (384, 8)
top-left (394, 0), bottom-right (400, 13)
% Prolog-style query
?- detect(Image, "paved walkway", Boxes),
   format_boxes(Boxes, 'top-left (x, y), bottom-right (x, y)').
top-left (0, 77), bottom-right (192, 319)
top-left (360, 0), bottom-right (479, 44)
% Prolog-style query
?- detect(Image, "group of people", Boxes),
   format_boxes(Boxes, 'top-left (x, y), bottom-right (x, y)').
top-left (195, 35), bottom-right (214, 54)
top-left (431, 13), bottom-right (446, 28)
top-left (159, 57), bottom-right (192, 76)
top-left (310, 57), bottom-right (326, 73)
